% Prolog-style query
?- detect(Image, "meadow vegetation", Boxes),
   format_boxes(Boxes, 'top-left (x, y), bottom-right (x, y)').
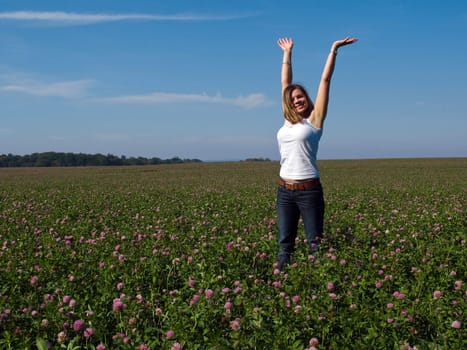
top-left (0, 158), bottom-right (465, 349)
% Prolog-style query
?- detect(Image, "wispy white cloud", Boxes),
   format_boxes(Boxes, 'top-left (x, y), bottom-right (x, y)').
top-left (233, 94), bottom-right (272, 108)
top-left (0, 79), bottom-right (94, 98)
top-left (98, 92), bottom-right (272, 109)
top-left (0, 128), bottom-right (13, 134)
top-left (0, 74), bottom-right (271, 107)
top-left (0, 11), bottom-right (255, 25)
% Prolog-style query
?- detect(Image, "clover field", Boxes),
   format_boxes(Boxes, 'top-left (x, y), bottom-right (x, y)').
top-left (0, 158), bottom-right (466, 349)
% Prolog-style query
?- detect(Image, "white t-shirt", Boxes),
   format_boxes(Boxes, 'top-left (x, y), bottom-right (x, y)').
top-left (277, 118), bottom-right (323, 180)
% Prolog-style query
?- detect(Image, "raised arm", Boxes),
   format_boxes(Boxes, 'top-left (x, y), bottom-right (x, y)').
top-left (310, 37), bottom-right (358, 129)
top-left (277, 38), bottom-right (293, 94)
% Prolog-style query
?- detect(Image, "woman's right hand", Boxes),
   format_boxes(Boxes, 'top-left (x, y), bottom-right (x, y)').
top-left (277, 37), bottom-right (293, 52)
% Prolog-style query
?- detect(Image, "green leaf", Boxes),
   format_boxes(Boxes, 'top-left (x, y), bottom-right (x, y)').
top-left (36, 338), bottom-right (48, 350)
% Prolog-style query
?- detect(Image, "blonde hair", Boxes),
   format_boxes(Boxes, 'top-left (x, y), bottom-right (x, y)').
top-left (282, 84), bottom-right (314, 124)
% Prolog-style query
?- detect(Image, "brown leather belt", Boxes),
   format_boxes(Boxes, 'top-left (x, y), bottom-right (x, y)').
top-left (279, 178), bottom-right (321, 191)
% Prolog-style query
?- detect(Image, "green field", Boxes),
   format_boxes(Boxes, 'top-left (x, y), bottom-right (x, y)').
top-left (1, 158), bottom-right (466, 349)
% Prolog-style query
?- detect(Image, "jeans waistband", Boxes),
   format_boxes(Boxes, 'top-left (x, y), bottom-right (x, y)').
top-left (279, 178), bottom-right (321, 191)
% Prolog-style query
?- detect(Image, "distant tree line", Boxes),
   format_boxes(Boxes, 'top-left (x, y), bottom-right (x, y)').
top-left (0, 152), bottom-right (202, 167)
top-left (243, 157), bottom-right (272, 162)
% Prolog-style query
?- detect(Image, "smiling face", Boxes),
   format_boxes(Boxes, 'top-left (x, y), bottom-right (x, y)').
top-left (282, 84), bottom-right (314, 124)
top-left (291, 87), bottom-right (309, 115)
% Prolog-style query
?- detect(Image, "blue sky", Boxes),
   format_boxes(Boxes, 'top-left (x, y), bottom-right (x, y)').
top-left (1, 0), bottom-right (466, 161)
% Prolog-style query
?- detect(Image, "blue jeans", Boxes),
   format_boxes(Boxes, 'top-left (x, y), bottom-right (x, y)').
top-left (276, 183), bottom-right (325, 262)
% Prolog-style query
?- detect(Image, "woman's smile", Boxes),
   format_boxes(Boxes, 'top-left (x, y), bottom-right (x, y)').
top-left (294, 101), bottom-right (306, 111)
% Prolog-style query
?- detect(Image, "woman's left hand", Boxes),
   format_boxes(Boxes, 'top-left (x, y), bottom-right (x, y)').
top-left (333, 37), bottom-right (358, 50)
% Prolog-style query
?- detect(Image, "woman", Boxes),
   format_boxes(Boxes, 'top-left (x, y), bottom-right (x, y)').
top-left (276, 36), bottom-right (358, 270)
